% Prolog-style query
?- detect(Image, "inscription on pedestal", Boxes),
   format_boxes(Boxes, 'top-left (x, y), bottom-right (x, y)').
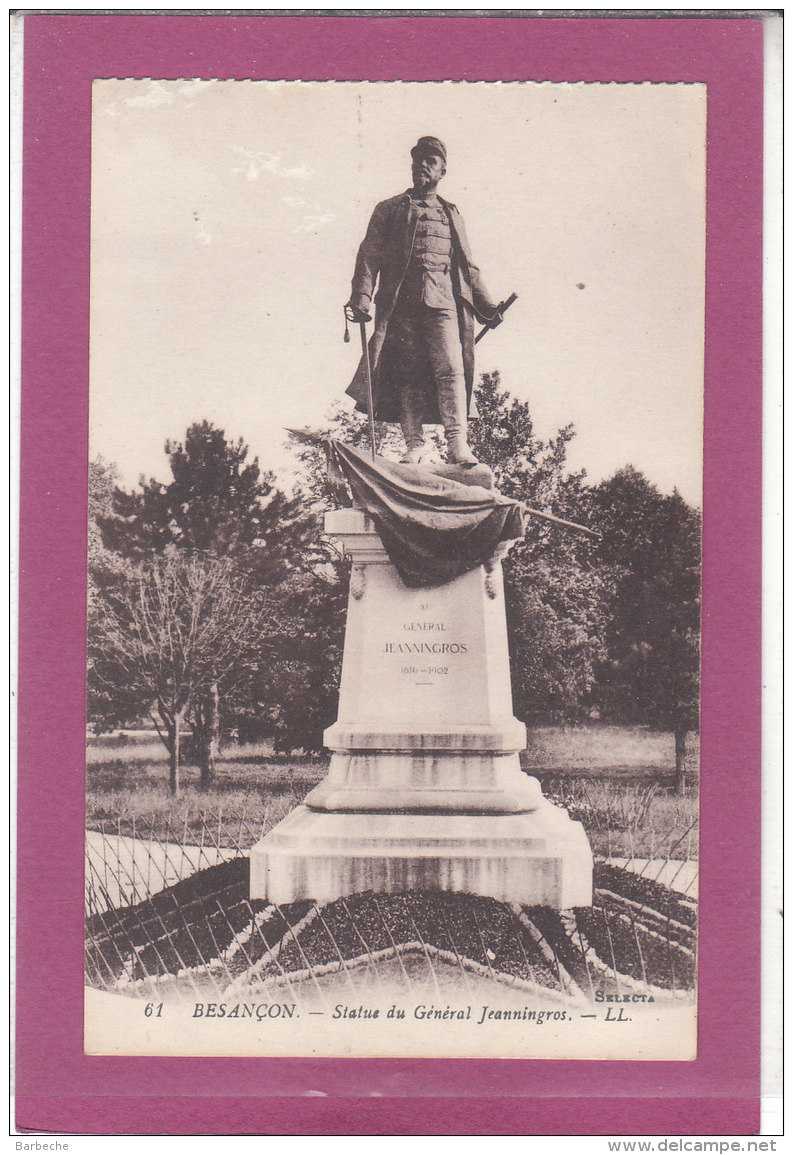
top-left (329, 510), bottom-right (515, 732)
top-left (384, 603), bottom-right (469, 689)
top-left (340, 569), bottom-right (491, 726)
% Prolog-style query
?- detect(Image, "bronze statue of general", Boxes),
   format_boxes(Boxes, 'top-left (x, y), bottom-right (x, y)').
top-left (345, 136), bottom-right (503, 466)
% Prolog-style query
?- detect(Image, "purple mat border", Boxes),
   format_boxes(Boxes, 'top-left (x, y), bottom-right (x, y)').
top-left (17, 14), bottom-right (763, 1137)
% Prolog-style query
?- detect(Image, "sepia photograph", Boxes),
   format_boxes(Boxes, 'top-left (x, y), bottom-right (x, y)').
top-left (85, 78), bottom-right (703, 1059)
top-left (15, 11), bottom-right (767, 1137)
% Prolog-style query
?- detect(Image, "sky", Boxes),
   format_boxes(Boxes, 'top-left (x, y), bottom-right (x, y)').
top-left (90, 79), bottom-right (706, 503)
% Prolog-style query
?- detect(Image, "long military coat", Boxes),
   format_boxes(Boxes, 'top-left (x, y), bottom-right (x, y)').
top-left (346, 190), bottom-right (499, 423)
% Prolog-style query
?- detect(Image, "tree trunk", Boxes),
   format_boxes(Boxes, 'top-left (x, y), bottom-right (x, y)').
top-left (169, 709), bottom-right (185, 796)
top-left (198, 681), bottom-right (219, 790)
top-left (674, 723), bottom-right (687, 795)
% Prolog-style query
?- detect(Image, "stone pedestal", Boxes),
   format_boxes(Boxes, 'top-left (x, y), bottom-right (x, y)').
top-left (249, 509), bottom-right (592, 908)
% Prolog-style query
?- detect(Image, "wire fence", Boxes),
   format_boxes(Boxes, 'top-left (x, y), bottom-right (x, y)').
top-left (85, 809), bottom-right (269, 917)
top-left (85, 801), bottom-right (697, 1007)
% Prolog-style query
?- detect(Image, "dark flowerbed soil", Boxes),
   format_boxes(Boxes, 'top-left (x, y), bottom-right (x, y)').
top-left (595, 863), bottom-right (696, 927)
top-left (86, 859), bottom-right (696, 999)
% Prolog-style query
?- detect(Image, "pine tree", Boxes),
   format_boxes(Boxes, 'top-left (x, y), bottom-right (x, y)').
top-left (101, 419), bottom-right (314, 584)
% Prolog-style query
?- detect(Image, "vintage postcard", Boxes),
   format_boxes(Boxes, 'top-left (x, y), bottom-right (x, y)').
top-left (16, 13), bottom-right (766, 1135)
top-left (84, 76), bottom-right (703, 1062)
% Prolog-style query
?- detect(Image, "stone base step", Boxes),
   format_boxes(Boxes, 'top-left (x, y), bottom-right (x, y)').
top-left (304, 751), bottom-right (543, 813)
top-left (249, 804), bottom-right (593, 909)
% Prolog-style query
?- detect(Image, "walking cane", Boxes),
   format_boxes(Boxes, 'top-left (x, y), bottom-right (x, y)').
top-left (344, 306), bottom-right (377, 462)
top-left (359, 320), bottom-right (377, 462)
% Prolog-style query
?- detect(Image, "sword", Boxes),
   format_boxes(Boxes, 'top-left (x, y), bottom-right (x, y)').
top-left (475, 292), bottom-right (518, 344)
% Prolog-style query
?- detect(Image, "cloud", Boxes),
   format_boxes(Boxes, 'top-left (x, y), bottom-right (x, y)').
top-left (230, 147), bottom-right (313, 182)
top-left (293, 214), bottom-right (335, 234)
top-left (283, 194), bottom-right (332, 232)
top-left (124, 82), bottom-right (174, 109)
top-left (283, 195), bottom-right (322, 211)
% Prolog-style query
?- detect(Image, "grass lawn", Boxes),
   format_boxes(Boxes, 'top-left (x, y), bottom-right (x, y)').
top-left (86, 725), bottom-right (698, 861)
top-left (87, 735), bottom-right (326, 845)
top-left (522, 724), bottom-right (699, 782)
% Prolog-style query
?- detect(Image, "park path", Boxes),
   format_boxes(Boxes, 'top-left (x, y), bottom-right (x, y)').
top-left (85, 829), bottom-right (232, 916)
top-left (606, 856), bottom-right (698, 897)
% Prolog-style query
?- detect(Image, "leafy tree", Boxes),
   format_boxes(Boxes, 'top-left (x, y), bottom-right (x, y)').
top-left (88, 457), bottom-right (131, 594)
top-left (88, 459), bottom-right (135, 722)
top-left (92, 422), bottom-right (317, 780)
top-left (88, 457), bottom-right (119, 565)
top-left (88, 553), bottom-right (271, 794)
top-left (231, 566), bottom-right (349, 754)
top-left (587, 467), bottom-right (701, 791)
top-left (469, 372), bottom-right (582, 505)
top-left (470, 372), bottom-right (609, 722)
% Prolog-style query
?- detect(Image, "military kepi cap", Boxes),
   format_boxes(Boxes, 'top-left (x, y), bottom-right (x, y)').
top-left (411, 136), bottom-right (447, 163)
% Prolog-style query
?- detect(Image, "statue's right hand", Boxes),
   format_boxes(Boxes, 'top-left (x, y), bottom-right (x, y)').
top-left (345, 303), bottom-right (372, 324)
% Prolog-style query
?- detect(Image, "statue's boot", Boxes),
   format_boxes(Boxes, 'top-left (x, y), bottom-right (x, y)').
top-left (400, 403), bottom-right (426, 465)
top-left (438, 375), bottom-right (478, 465)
